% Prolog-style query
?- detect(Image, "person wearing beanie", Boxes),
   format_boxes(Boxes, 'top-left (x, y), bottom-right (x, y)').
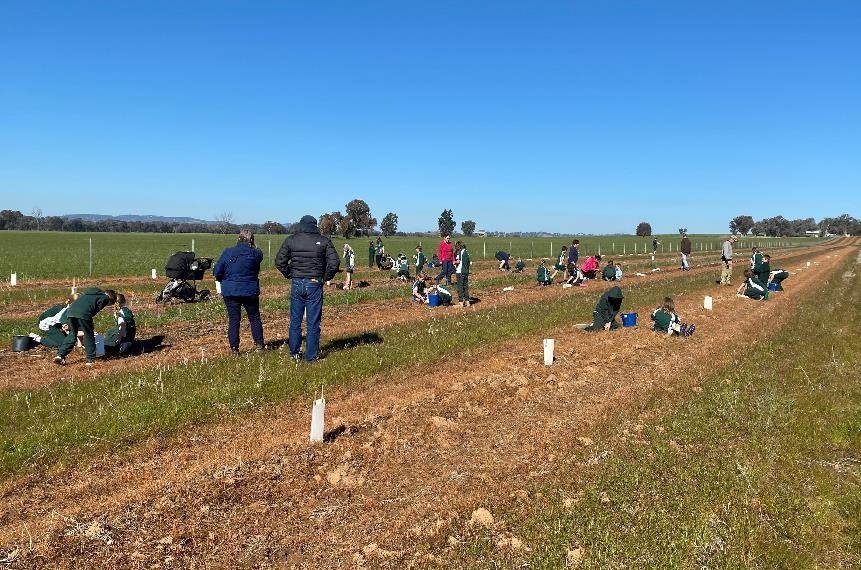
top-left (275, 215), bottom-right (340, 362)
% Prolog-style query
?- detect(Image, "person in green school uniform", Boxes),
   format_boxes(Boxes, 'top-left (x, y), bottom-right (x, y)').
top-left (414, 246), bottom-right (427, 274)
top-left (763, 254), bottom-right (790, 291)
top-left (105, 293), bottom-right (136, 355)
top-left (514, 257), bottom-right (526, 273)
top-left (374, 238), bottom-right (385, 270)
top-left (551, 245), bottom-right (568, 280)
top-left (396, 253), bottom-right (410, 281)
top-left (584, 286), bottom-right (625, 331)
top-left (650, 297), bottom-right (695, 337)
top-left (750, 246), bottom-right (765, 277)
top-left (368, 240), bottom-right (376, 268)
top-left (30, 293), bottom-right (79, 348)
top-left (455, 241), bottom-right (471, 306)
top-left (601, 259), bottom-right (617, 281)
top-left (737, 269), bottom-right (769, 300)
top-left (55, 287), bottom-right (117, 365)
top-left (537, 259), bottom-right (553, 286)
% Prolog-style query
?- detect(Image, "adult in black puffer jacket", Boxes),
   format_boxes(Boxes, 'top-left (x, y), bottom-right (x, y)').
top-left (275, 215), bottom-right (340, 361)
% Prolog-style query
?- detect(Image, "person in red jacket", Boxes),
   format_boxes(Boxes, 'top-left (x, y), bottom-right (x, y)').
top-left (435, 234), bottom-right (455, 285)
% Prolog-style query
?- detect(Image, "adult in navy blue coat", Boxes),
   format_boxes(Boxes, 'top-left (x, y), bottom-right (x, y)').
top-left (213, 228), bottom-right (265, 354)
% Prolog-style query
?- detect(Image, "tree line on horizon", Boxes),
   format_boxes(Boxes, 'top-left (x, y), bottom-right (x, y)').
top-left (1, 207), bottom-right (858, 237)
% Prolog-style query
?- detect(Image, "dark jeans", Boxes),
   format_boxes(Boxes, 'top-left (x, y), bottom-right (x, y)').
top-left (58, 317), bottom-right (95, 360)
top-left (456, 273), bottom-right (469, 302)
top-left (289, 278), bottom-right (324, 361)
top-left (375, 254), bottom-right (383, 269)
top-left (223, 295), bottom-right (264, 350)
top-left (436, 260), bottom-right (454, 284)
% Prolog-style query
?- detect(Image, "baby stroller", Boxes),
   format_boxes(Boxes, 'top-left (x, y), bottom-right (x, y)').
top-left (156, 251), bottom-right (213, 303)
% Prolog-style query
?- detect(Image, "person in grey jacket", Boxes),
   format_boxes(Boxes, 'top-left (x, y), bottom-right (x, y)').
top-left (275, 215), bottom-right (340, 361)
top-left (719, 235), bottom-right (737, 285)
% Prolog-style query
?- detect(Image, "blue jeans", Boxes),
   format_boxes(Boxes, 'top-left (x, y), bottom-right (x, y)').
top-left (435, 260), bottom-right (454, 284)
top-left (223, 295), bottom-right (264, 350)
top-left (289, 278), bottom-right (323, 361)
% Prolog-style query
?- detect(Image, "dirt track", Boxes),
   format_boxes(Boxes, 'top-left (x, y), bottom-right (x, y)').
top-left (0, 242), bottom-right (844, 392)
top-left (0, 241), bottom-right (854, 568)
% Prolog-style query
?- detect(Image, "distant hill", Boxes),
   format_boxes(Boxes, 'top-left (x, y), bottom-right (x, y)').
top-left (63, 214), bottom-right (216, 224)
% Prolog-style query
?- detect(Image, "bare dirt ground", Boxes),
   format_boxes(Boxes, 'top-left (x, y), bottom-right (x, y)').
top-left (0, 242), bottom-right (854, 569)
top-left (0, 243), bottom-right (838, 392)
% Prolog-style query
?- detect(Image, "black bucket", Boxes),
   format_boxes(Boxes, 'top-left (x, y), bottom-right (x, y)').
top-left (11, 335), bottom-right (34, 352)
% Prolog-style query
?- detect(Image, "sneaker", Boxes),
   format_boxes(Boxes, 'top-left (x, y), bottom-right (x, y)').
top-left (230, 348), bottom-right (240, 356)
top-left (255, 345), bottom-right (266, 353)
top-left (54, 356), bottom-right (66, 365)
top-left (84, 360), bottom-right (95, 367)
top-left (684, 324), bottom-right (696, 337)
top-left (290, 354), bottom-right (301, 363)
top-left (465, 300), bottom-right (471, 307)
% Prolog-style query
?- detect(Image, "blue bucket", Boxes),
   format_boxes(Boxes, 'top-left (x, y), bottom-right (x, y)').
top-left (428, 293), bottom-right (440, 307)
top-left (767, 282), bottom-right (778, 291)
top-left (621, 312), bottom-right (638, 327)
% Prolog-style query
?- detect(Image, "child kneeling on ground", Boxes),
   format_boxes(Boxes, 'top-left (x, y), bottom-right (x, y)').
top-left (412, 273), bottom-right (428, 303)
top-left (651, 297), bottom-right (695, 337)
top-left (738, 269), bottom-right (769, 300)
top-left (427, 283), bottom-right (453, 306)
top-left (537, 259), bottom-right (553, 286)
top-left (584, 286), bottom-right (624, 331)
top-left (105, 293), bottom-right (136, 355)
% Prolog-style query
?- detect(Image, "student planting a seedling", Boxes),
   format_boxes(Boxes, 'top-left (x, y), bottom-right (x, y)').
top-left (602, 259), bottom-right (617, 281)
top-left (764, 255), bottom-right (790, 291)
top-left (105, 293), bottom-right (136, 355)
top-left (650, 297), bottom-right (695, 337)
top-left (54, 288), bottom-right (117, 365)
top-left (412, 273), bottom-right (428, 303)
top-left (30, 293), bottom-right (81, 348)
top-left (455, 241), bottom-right (471, 306)
top-left (537, 258), bottom-right (553, 286)
top-left (585, 286), bottom-right (624, 331)
top-left (514, 257), bottom-right (526, 272)
top-left (737, 268), bottom-right (769, 300)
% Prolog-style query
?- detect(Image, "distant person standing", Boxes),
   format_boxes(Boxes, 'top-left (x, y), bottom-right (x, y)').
top-left (275, 215), bottom-right (340, 362)
top-left (455, 240), bottom-right (471, 306)
top-left (435, 234), bottom-right (454, 285)
top-left (368, 240), bottom-right (375, 268)
top-left (569, 239), bottom-right (580, 266)
top-left (679, 233), bottom-right (692, 271)
top-left (652, 238), bottom-right (659, 255)
top-left (213, 228), bottom-right (265, 354)
top-left (374, 237), bottom-right (385, 270)
top-left (719, 235), bottom-right (737, 285)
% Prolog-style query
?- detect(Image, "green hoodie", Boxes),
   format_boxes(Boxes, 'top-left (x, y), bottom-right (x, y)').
top-left (602, 264), bottom-right (616, 281)
top-left (66, 288), bottom-right (113, 320)
top-left (587, 286), bottom-right (624, 331)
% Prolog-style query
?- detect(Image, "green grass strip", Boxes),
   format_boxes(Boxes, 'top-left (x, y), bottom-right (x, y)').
top-left (460, 255), bottom-right (860, 568)
top-left (0, 264), bottom-right (732, 479)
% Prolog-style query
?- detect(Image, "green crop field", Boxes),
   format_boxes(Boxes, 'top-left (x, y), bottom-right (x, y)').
top-left (0, 230), bottom-right (829, 281)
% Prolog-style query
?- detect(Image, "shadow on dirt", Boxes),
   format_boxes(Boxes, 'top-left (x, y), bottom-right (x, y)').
top-left (263, 332), bottom-right (383, 355)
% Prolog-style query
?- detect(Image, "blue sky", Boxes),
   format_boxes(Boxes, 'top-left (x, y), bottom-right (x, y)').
top-left (1, 1), bottom-right (858, 233)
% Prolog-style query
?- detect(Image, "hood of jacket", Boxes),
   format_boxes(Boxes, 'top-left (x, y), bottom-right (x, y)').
top-left (297, 215), bottom-right (320, 234)
top-left (606, 286), bottom-right (624, 300)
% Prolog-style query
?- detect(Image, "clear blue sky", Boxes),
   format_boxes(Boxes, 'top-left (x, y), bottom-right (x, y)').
top-left (1, 1), bottom-right (858, 233)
